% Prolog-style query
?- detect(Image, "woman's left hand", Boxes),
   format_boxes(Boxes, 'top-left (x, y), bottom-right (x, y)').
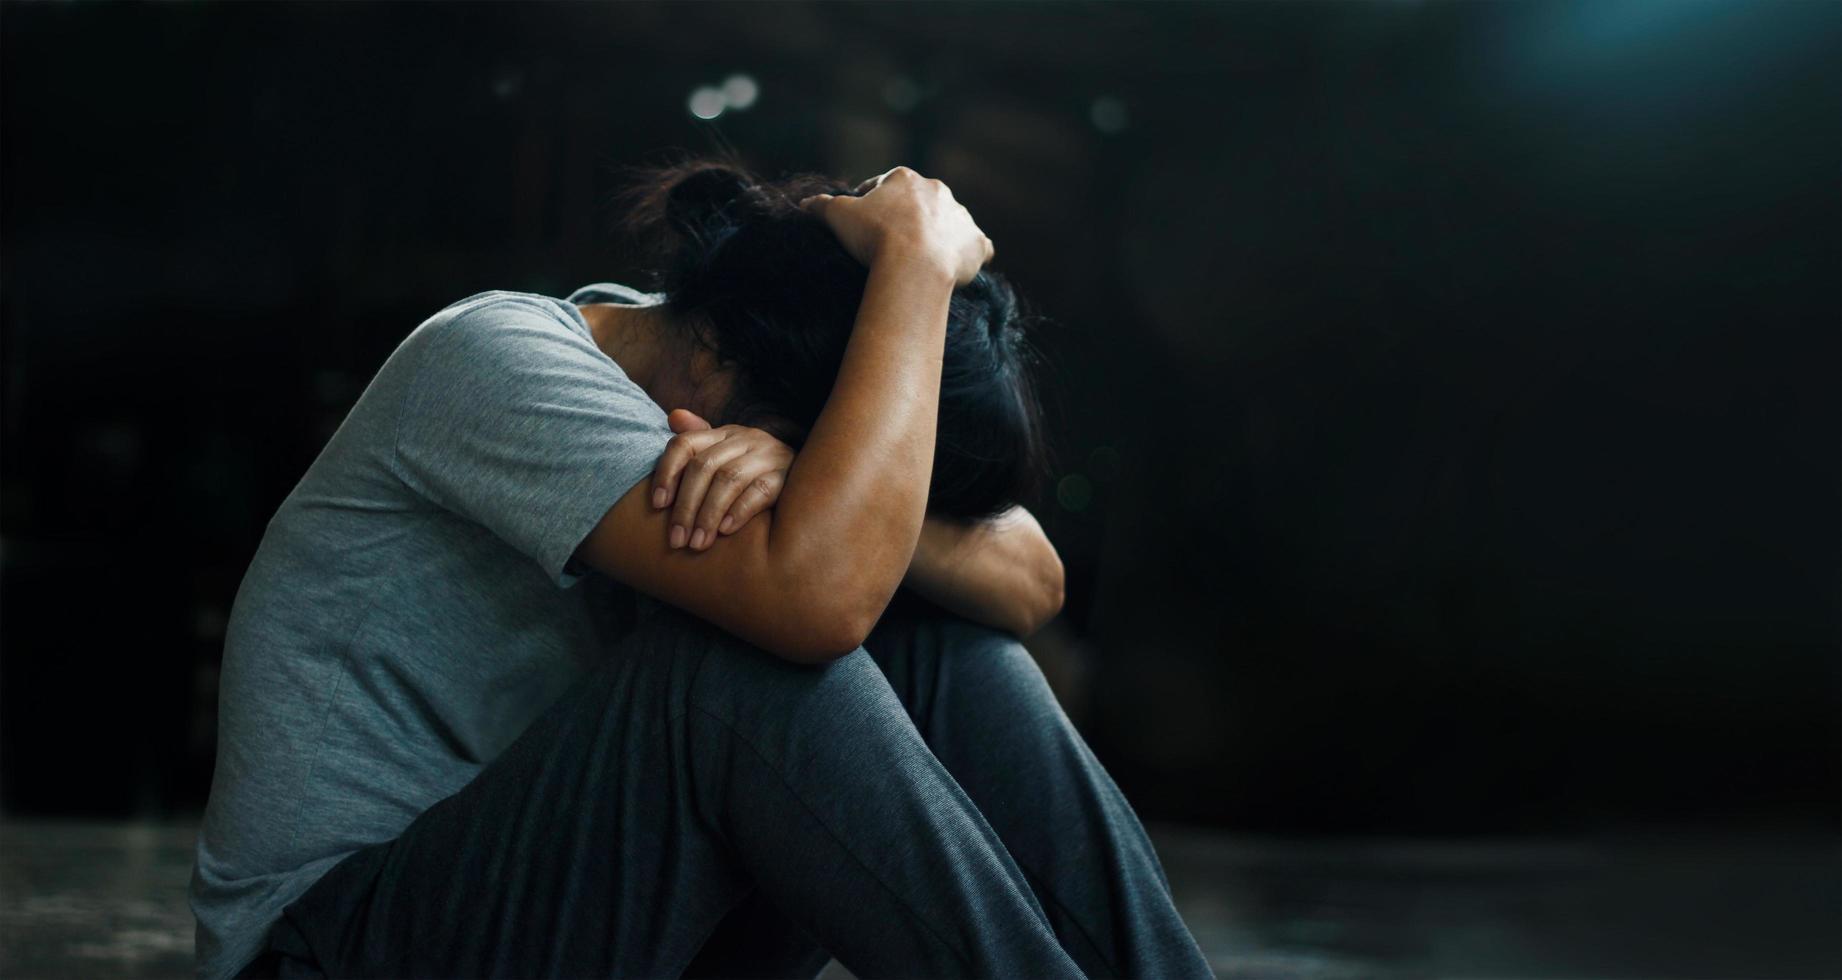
top-left (650, 408), bottom-right (794, 551)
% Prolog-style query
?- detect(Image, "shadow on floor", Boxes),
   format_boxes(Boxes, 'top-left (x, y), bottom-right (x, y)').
top-left (1, 820), bottom-right (1836, 979)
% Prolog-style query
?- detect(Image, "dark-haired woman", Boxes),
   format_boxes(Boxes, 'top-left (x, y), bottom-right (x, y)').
top-left (191, 162), bottom-right (1214, 979)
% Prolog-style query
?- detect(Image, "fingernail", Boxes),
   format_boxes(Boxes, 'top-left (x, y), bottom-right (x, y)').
top-left (669, 525), bottom-right (687, 549)
top-left (719, 515), bottom-right (734, 534)
top-left (652, 487), bottom-right (668, 508)
top-left (690, 528), bottom-right (707, 549)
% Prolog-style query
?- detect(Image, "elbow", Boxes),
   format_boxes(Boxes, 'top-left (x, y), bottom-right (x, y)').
top-left (1040, 569), bottom-right (1066, 629)
top-left (1022, 551), bottom-right (1066, 638)
top-left (1002, 554), bottom-right (1065, 640)
top-left (770, 618), bottom-right (872, 666)
top-left (760, 587), bottom-right (884, 666)
top-left (756, 532), bottom-right (906, 664)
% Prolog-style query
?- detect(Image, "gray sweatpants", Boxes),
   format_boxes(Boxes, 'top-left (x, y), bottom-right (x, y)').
top-left (241, 592), bottom-right (1214, 978)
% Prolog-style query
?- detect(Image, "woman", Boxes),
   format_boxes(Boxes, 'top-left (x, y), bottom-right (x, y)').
top-left (190, 157), bottom-right (1213, 979)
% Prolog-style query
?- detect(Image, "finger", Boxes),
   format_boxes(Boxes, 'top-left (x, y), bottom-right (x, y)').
top-left (719, 469), bottom-right (785, 536)
top-left (650, 427), bottom-right (727, 511)
top-left (669, 439), bottom-right (751, 549)
top-left (797, 193), bottom-right (834, 214)
top-left (692, 454), bottom-right (780, 548)
top-left (668, 408), bottom-right (713, 434)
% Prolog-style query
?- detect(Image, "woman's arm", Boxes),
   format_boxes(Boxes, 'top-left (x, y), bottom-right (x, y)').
top-left (903, 507), bottom-right (1065, 638)
top-left (641, 413), bottom-right (1062, 639)
top-left (574, 167), bottom-right (994, 664)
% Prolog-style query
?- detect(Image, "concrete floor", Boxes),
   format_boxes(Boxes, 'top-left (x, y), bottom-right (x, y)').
top-left (1, 820), bottom-right (1836, 979)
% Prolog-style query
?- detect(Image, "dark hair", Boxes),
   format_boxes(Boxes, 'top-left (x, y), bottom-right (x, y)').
top-left (612, 153), bottom-right (1052, 522)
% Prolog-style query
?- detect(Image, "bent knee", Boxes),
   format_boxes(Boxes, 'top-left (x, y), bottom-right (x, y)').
top-left (928, 618), bottom-right (1075, 718)
top-left (679, 616), bottom-right (904, 734)
top-left (694, 645), bottom-right (931, 766)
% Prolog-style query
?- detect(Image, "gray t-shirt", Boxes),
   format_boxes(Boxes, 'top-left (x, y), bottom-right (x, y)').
top-left (189, 282), bottom-right (676, 980)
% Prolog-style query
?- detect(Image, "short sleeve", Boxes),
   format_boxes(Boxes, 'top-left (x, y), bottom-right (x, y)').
top-left (392, 296), bottom-right (673, 588)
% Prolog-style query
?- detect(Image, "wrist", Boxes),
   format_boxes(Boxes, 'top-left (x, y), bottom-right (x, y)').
top-left (872, 234), bottom-right (957, 286)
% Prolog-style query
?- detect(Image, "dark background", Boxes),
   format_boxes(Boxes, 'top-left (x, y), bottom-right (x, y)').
top-left (2, 0), bottom-right (1837, 839)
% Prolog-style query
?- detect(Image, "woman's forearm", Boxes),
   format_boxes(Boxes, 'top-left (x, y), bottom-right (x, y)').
top-left (769, 245), bottom-right (958, 643)
top-left (903, 506), bottom-right (1066, 638)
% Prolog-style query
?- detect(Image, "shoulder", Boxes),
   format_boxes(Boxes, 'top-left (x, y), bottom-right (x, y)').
top-left (389, 289), bottom-right (611, 389)
top-left (409, 290), bottom-right (591, 356)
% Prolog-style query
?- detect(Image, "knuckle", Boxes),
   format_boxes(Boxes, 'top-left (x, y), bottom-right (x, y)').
top-left (685, 457), bottom-right (709, 477)
top-left (750, 475), bottom-right (778, 496)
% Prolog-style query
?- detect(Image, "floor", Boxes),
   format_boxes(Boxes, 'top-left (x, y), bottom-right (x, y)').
top-left (1, 820), bottom-right (1835, 979)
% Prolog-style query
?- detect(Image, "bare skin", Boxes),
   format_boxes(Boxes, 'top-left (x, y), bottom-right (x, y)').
top-left (572, 167), bottom-right (1058, 662)
top-left (904, 504), bottom-right (1064, 639)
top-left (641, 404), bottom-right (1064, 639)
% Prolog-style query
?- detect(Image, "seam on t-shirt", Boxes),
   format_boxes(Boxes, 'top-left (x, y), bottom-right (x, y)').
top-left (271, 298), bottom-right (491, 864)
top-left (272, 507), bottom-right (439, 870)
top-left (274, 284), bottom-right (479, 865)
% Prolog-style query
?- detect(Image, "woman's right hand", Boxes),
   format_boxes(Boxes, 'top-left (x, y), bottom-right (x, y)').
top-left (798, 166), bottom-right (995, 286)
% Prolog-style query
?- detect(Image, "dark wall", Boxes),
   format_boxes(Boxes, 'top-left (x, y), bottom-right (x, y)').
top-left (2, 0), bottom-right (1836, 833)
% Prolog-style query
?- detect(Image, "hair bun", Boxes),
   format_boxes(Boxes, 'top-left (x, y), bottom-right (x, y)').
top-left (614, 155), bottom-right (852, 293)
top-left (665, 164), bottom-right (761, 246)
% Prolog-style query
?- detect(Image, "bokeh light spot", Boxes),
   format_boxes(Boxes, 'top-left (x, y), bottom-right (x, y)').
top-left (1090, 96), bottom-right (1128, 134)
top-left (687, 86), bottom-right (726, 120)
top-left (721, 74), bottom-right (758, 110)
top-left (1057, 474), bottom-right (1094, 512)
